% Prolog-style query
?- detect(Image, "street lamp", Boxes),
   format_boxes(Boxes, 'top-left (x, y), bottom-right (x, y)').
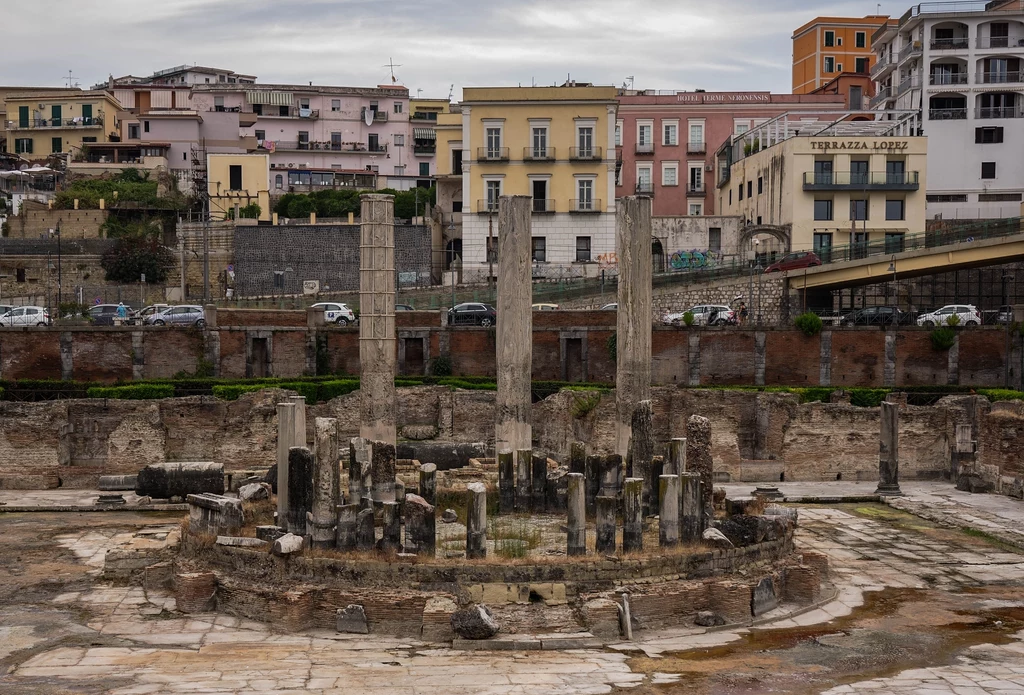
top-left (887, 255), bottom-right (896, 310)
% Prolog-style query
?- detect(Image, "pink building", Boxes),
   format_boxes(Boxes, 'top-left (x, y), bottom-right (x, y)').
top-left (615, 91), bottom-right (848, 216)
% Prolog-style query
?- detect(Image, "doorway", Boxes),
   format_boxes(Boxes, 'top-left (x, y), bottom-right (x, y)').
top-left (251, 338), bottom-right (269, 378)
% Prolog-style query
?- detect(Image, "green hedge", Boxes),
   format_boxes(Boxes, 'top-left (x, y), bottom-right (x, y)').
top-left (87, 384), bottom-right (175, 400)
top-left (977, 389), bottom-right (1024, 403)
top-left (210, 384), bottom-right (267, 401)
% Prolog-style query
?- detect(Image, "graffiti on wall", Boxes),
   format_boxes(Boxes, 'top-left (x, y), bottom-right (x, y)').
top-left (668, 249), bottom-right (719, 271)
top-left (597, 252), bottom-right (619, 270)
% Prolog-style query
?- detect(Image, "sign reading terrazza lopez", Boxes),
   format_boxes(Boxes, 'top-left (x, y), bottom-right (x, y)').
top-left (810, 140), bottom-right (911, 151)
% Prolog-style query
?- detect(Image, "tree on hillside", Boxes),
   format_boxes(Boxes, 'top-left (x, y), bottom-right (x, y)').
top-left (100, 219), bottom-right (175, 284)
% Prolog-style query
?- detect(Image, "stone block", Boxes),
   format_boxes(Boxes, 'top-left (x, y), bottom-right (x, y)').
top-left (255, 525), bottom-right (285, 542)
top-left (528, 583), bottom-right (567, 606)
top-left (336, 604), bottom-right (369, 634)
top-left (215, 536), bottom-right (267, 548)
top-left (702, 527), bottom-right (733, 549)
top-left (187, 493), bottom-right (243, 536)
top-left (239, 482), bottom-right (270, 501)
top-left (751, 577), bottom-right (778, 616)
top-left (272, 533), bottom-right (304, 556)
top-left (694, 610), bottom-right (725, 627)
top-left (136, 462), bottom-right (224, 498)
top-left (451, 604), bottom-right (499, 640)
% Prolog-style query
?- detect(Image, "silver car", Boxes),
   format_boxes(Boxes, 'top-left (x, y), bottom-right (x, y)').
top-left (145, 305), bottom-right (205, 327)
top-left (0, 306), bottom-right (50, 327)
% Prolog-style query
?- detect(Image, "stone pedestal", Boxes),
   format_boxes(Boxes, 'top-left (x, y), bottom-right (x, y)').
top-left (876, 400), bottom-right (903, 496)
top-left (497, 449), bottom-right (515, 514)
top-left (276, 402), bottom-right (296, 529)
top-left (515, 449), bottom-right (531, 512)
top-left (404, 493), bottom-right (435, 556)
top-left (286, 446), bottom-right (314, 536)
top-left (596, 496), bottom-right (618, 554)
top-left (359, 193), bottom-right (397, 444)
top-left (532, 453), bottom-right (547, 512)
top-left (567, 472), bottom-right (586, 557)
top-left (419, 463), bottom-right (437, 507)
top-left (629, 400), bottom-right (655, 516)
top-left (370, 440), bottom-right (397, 503)
top-left (495, 196), bottom-right (533, 454)
top-left (686, 415), bottom-right (715, 527)
top-left (668, 437), bottom-right (687, 476)
top-left (335, 503), bottom-right (360, 550)
top-left (680, 472), bottom-right (703, 542)
top-left (466, 483), bottom-right (487, 559)
top-left (659, 474), bottom-right (679, 548)
top-left (380, 501), bottom-right (401, 552)
top-left (622, 477), bottom-right (643, 554)
top-left (310, 418), bottom-right (340, 549)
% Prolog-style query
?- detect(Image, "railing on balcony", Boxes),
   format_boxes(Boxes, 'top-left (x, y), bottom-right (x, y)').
top-left (872, 21), bottom-right (896, 46)
top-left (6, 117), bottom-right (104, 130)
top-left (273, 141), bottom-right (388, 152)
top-left (802, 171), bottom-right (921, 190)
top-left (570, 199), bottom-right (601, 213)
top-left (930, 37), bottom-right (970, 50)
top-left (870, 54), bottom-right (893, 79)
top-left (687, 185), bottom-right (705, 196)
top-left (929, 107), bottom-right (968, 120)
top-left (976, 106), bottom-right (1023, 119)
top-left (929, 71), bottom-right (969, 85)
top-left (361, 109), bottom-right (388, 122)
top-left (476, 199), bottom-right (499, 214)
top-left (978, 71), bottom-right (1023, 84)
top-left (477, 147), bottom-right (509, 162)
top-left (898, 41), bottom-right (923, 62)
top-left (523, 147), bottom-right (555, 161)
top-left (635, 142), bottom-right (654, 155)
top-left (686, 142), bottom-right (706, 155)
top-left (635, 182), bottom-right (654, 195)
top-left (247, 107), bottom-right (320, 119)
top-left (869, 86), bottom-right (894, 109)
top-left (569, 146), bottom-right (603, 160)
top-left (413, 145), bottom-right (436, 155)
top-left (531, 198), bottom-right (555, 213)
top-left (897, 76), bottom-right (922, 96)
top-left (977, 35), bottom-right (1024, 49)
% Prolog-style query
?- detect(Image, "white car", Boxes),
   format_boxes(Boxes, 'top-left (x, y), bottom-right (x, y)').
top-left (312, 302), bottom-right (356, 325)
top-left (663, 304), bottom-right (736, 326)
top-left (0, 306), bottom-right (50, 327)
top-left (916, 304), bottom-right (981, 327)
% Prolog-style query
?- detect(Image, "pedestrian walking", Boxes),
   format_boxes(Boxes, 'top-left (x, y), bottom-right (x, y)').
top-left (739, 302), bottom-right (748, 326)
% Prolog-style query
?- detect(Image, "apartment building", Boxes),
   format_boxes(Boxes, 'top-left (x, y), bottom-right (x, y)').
top-left (3, 90), bottom-right (123, 162)
top-left (0, 87), bottom-right (82, 157)
top-left (433, 106), bottom-right (464, 269)
top-left (460, 85), bottom-right (618, 282)
top-left (793, 16), bottom-right (893, 94)
top-left (207, 153), bottom-right (271, 222)
top-left (146, 65), bottom-right (257, 87)
top-left (615, 91), bottom-right (847, 217)
top-left (716, 112), bottom-right (927, 258)
top-left (872, 0), bottom-right (1024, 219)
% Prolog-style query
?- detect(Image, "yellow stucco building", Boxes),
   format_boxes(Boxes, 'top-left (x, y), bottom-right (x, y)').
top-left (207, 153), bottom-right (271, 221)
top-left (460, 85), bottom-right (618, 281)
top-left (4, 90), bottom-right (123, 161)
top-left (717, 112), bottom-right (928, 260)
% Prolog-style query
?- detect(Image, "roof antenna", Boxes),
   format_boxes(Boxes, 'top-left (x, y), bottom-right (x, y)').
top-left (383, 58), bottom-right (403, 84)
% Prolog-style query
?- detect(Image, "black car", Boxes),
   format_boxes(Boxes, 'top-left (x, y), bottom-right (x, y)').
top-left (839, 306), bottom-right (912, 326)
top-left (448, 302), bottom-right (496, 327)
top-left (395, 304), bottom-right (415, 311)
top-left (89, 303), bottom-right (134, 326)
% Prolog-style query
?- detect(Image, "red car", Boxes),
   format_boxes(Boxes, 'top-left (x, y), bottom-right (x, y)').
top-left (764, 251), bottom-right (822, 274)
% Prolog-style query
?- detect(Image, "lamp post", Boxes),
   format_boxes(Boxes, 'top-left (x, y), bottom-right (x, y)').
top-left (887, 255), bottom-right (897, 311)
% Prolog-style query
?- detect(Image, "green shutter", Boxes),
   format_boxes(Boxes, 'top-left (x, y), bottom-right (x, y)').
top-left (18, 106), bottom-right (29, 128)
top-left (51, 105), bottom-right (62, 125)
top-left (82, 104), bottom-right (93, 122)
top-left (52, 137), bottom-right (62, 153)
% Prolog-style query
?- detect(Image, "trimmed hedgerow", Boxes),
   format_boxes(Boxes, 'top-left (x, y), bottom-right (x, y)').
top-left (87, 384), bottom-right (175, 400)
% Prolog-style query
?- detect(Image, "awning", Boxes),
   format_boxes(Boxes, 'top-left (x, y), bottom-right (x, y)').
top-left (413, 128), bottom-right (436, 140)
top-left (246, 90), bottom-right (293, 106)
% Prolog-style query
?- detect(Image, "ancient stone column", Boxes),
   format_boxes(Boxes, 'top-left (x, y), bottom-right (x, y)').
top-left (515, 449), bottom-right (531, 512)
top-left (370, 440), bottom-right (396, 503)
top-left (532, 453), bottom-right (548, 512)
top-left (622, 477), bottom-right (643, 554)
top-left (680, 472), bottom-right (703, 543)
top-left (600, 454), bottom-right (623, 498)
top-left (668, 437), bottom-right (687, 476)
top-left (497, 449), bottom-right (515, 514)
top-left (876, 400), bottom-right (903, 496)
top-left (615, 195), bottom-right (653, 457)
top-left (289, 394), bottom-right (307, 447)
top-left (596, 496), bottom-right (618, 554)
top-left (359, 193), bottom-right (397, 444)
top-left (335, 503), bottom-right (360, 551)
top-left (356, 507), bottom-right (375, 551)
top-left (567, 472), bottom-right (586, 557)
top-left (310, 418), bottom-right (340, 549)
top-left (466, 482), bottom-right (487, 559)
top-left (659, 474), bottom-right (679, 548)
top-left (404, 493), bottom-right (435, 556)
top-left (275, 402), bottom-right (296, 529)
top-left (286, 446), bottom-right (314, 536)
top-left (628, 400), bottom-right (655, 515)
top-left (348, 437), bottom-right (370, 503)
top-left (570, 441), bottom-right (586, 476)
top-left (585, 454), bottom-right (602, 508)
top-left (380, 501), bottom-right (401, 552)
top-left (419, 463), bottom-right (437, 507)
top-left (495, 195), bottom-right (533, 454)
top-left (686, 415), bottom-right (714, 527)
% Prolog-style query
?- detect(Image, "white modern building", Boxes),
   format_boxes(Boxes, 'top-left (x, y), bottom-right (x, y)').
top-left (872, 0), bottom-right (1024, 219)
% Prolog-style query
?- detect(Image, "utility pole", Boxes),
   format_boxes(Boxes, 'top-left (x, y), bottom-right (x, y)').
top-left (202, 218), bottom-right (210, 304)
top-left (56, 220), bottom-right (62, 307)
top-left (178, 220), bottom-right (186, 302)
top-left (487, 208), bottom-right (494, 293)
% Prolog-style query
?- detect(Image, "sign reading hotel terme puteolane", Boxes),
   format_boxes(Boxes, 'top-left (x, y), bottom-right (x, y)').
top-left (810, 141), bottom-right (911, 151)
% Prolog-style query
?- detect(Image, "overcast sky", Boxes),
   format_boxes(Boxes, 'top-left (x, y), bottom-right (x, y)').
top-left (2, 0), bottom-right (898, 98)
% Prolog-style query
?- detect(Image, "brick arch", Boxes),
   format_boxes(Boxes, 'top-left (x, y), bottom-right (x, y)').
top-left (739, 225), bottom-right (791, 252)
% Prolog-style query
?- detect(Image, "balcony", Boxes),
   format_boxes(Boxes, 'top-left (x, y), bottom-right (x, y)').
top-left (477, 147), bottom-right (509, 162)
top-left (978, 71), bottom-right (1023, 84)
top-left (929, 72), bottom-right (969, 85)
top-left (802, 171), bottom-right (920, 191)
top-left (871, 54), bottom-right (894, 79)
top-left (687, 185), bottom-right (705, 197)
top-left (476, 199), bottom-right (499, 214)
top-left (531, 198), bottom-right (555, 213)
top-left (414, 144), bottom-right (436, 155)
top-left (869, 86), bottom-right (895, 109)
top-left (636, 182), bottom-right (654, 195)
top-left (570, 199), bottom-right (601, 213)
top-left (930, 37), bottom-right (969, 51)
top-left (976, 106), bottom-right (1023, 119)
top-left (569, 146), bottom-right (603, 160)
top-left (687, 142), bottom-right (706, 155)
top-left (361, 108), bottom-right (388, 122)
top-left (977, 35), bottom-right (1024, 49)
top-left (635, 142), bottom-right (655, 155)
top-left (897, 75), bottom-right (922, 96)
top-left (523, 146), bottom-right (555, 161)
top-left (6, 116), bottom-right (104, 130)
top-left (929, 107), bottom-right (968, 120)
top-left (246, 107), bottom-right (320, 119)
top-left (898, 41), bottom-right (923, 63)
top-left (272, 141), bottom-right (388, 153)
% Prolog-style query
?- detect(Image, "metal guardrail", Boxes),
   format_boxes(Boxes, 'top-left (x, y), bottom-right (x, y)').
top-left (0, 239), bottom-right (116, 255)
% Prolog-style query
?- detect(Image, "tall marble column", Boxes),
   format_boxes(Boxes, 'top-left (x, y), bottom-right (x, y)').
top-left (359, 193), bottom-right (397, 444)
top-left (876, 400), bottom-right (903, 496)
top-left (309, 418), bottom-right (340, 549)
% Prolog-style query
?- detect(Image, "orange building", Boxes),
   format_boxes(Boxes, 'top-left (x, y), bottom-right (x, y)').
top-left (792, 16), bottom-right (894, 94)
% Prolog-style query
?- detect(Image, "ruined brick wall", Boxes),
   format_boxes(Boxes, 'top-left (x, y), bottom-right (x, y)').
top-left (979, 401), bottom-right (1024, 478)
top-left (8, 206), bottom-right (109, 239)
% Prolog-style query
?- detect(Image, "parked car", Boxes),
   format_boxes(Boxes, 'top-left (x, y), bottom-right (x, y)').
top-left (0, 305), bottom-right (50, 327)
top-left (145, 305), bottom-right (206, 327)
top-left (133, 304), bottom-right (170, 325)
top-left (395, 304), bottom-right (415, 311)
top-left (311, 302), bottom-right (356, 325)
top-left (448, 302), bottom-right (496, 327)
top-left (992, 305), bottom-right (1015, 325)
top-left (839, 306), bottom-right (913, 326)
top-left (0, 305), bottom-right (13, 317)
top-left (916, 304), bottom-right (982, 327)
top-left (532, 303), bottom-right (560, 311)
top-left (89, 303), bottom-right (135, 326)
top-left (764, 251), bottom-right (823, 274)
top-left (664, 304), bottom-right (736, 326)
top-left (600, 303), bottom-right (618, 311)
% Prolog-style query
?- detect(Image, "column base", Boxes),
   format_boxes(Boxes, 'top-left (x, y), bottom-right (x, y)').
top-left (875, 484), bottom-right (904, 497)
